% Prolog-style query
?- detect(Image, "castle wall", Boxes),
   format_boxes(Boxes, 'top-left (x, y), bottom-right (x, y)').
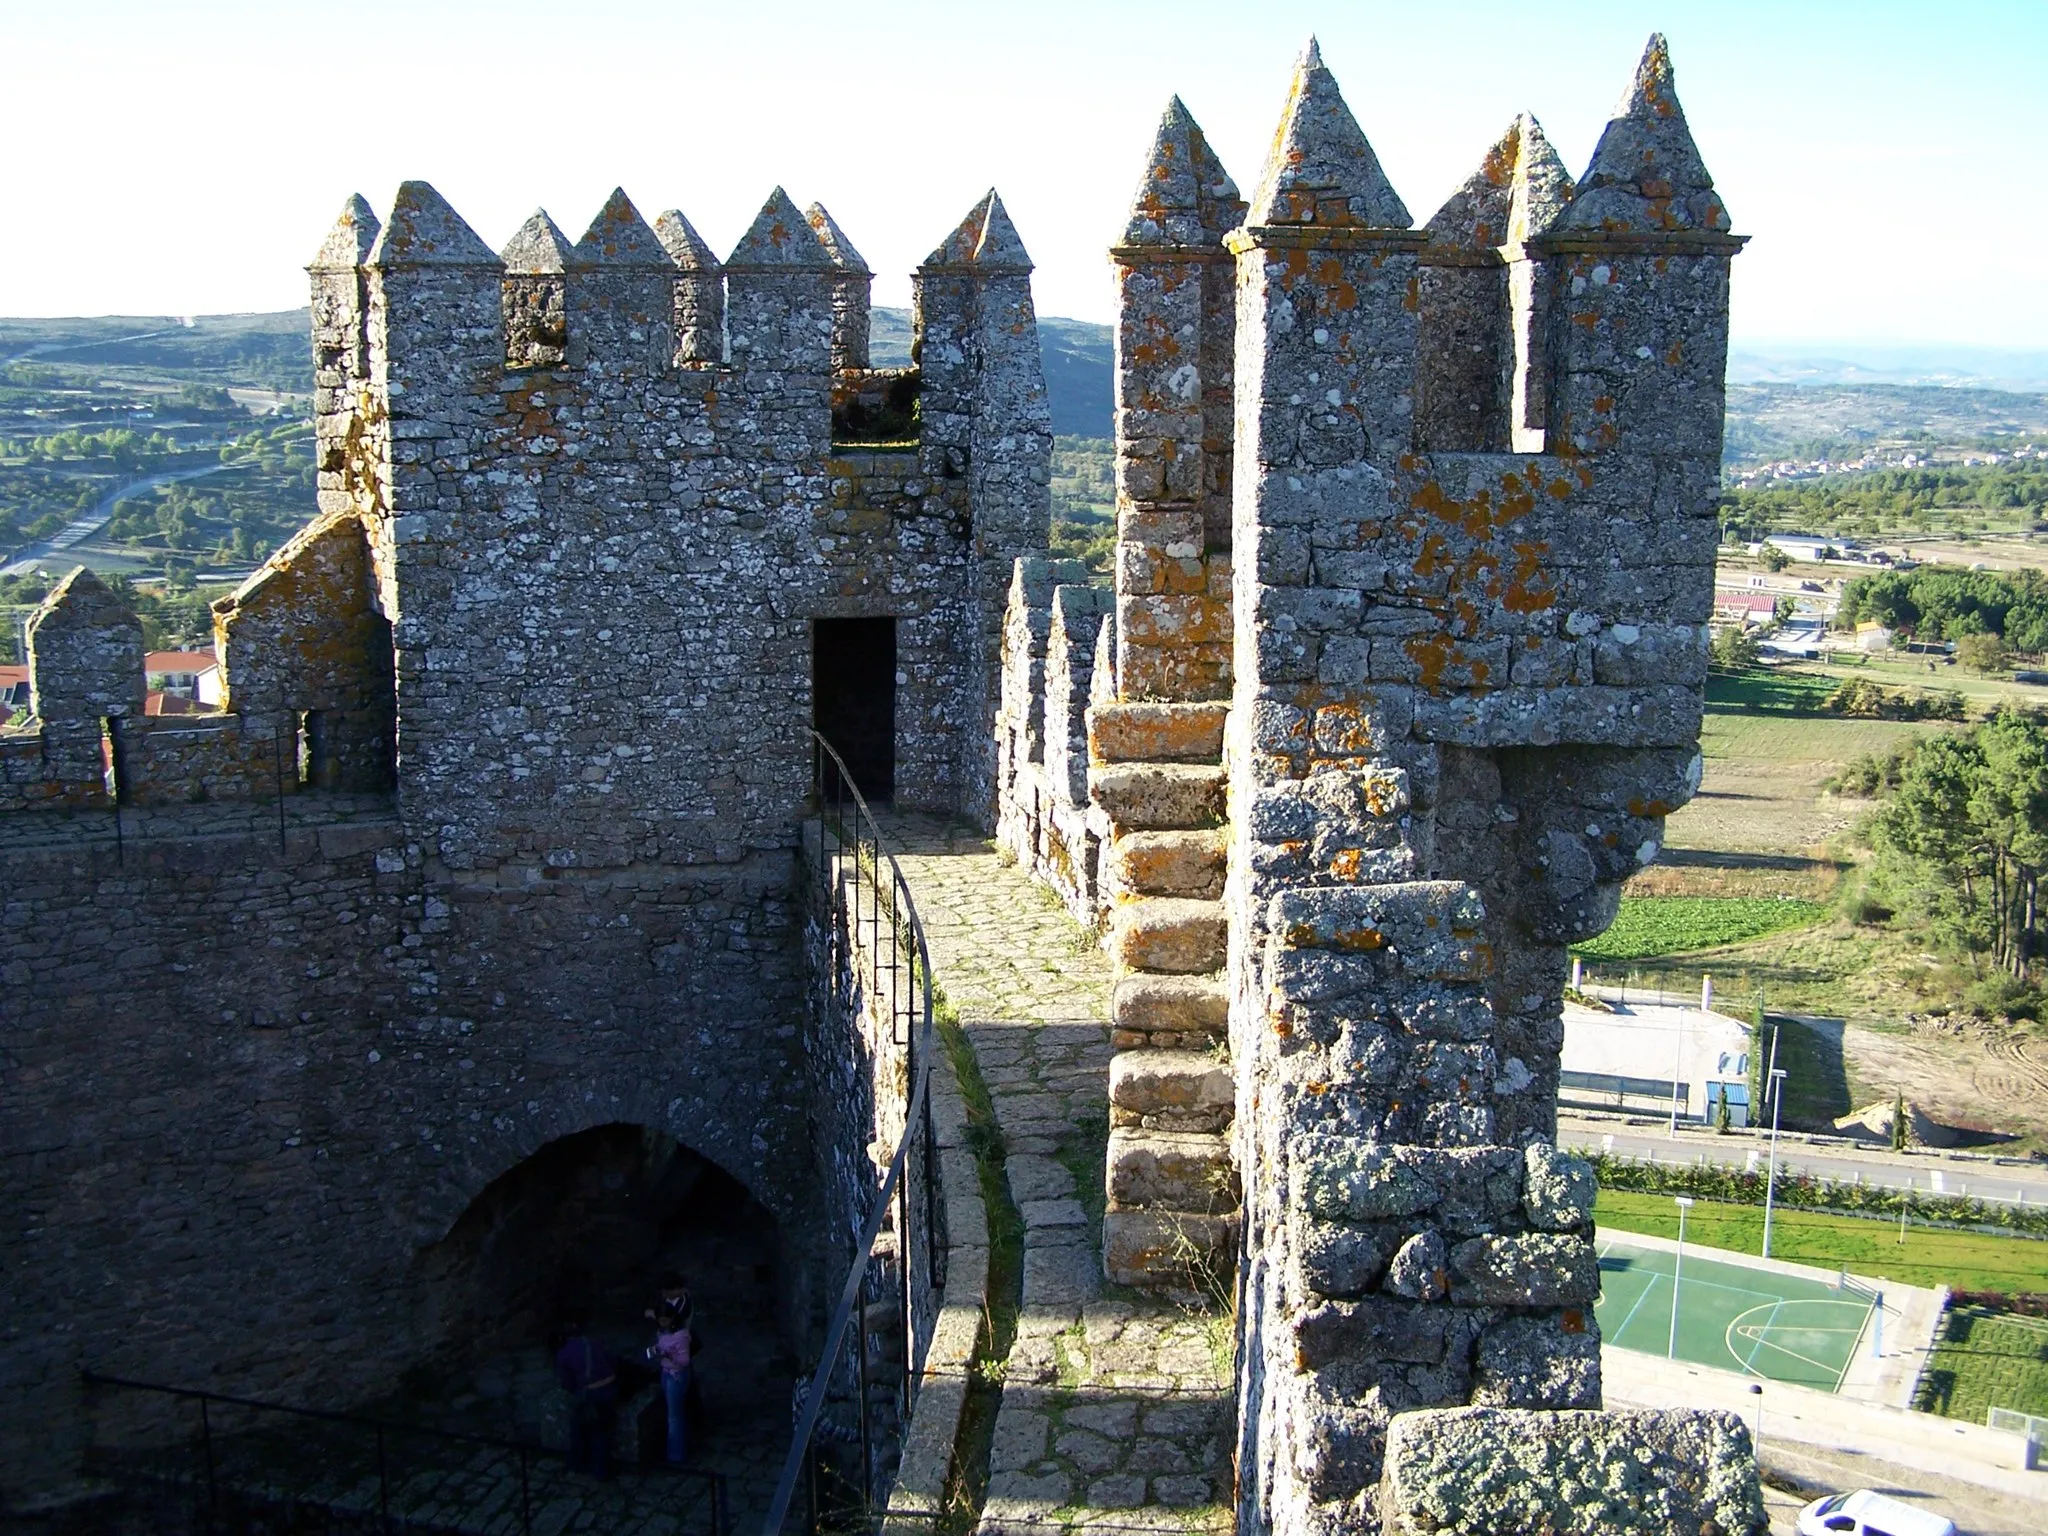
top-left (0, 804), bottom-right (814, 1498)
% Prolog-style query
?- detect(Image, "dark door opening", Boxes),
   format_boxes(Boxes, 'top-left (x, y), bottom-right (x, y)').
top-left (813, 616), bottom-right (896, 804)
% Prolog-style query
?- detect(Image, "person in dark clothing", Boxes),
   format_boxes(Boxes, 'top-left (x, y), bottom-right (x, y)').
top-left (554, 1315), bottom-right (617, 1479)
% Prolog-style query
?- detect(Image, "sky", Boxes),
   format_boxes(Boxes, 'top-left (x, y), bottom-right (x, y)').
top-left (2, 0), bottom-right (2044, 347)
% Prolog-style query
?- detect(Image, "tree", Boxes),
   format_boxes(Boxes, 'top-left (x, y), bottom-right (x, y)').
top-left (1711, 626), bottom-right (1759, 669)
top-left (1772, 594), bottom-right (1797, 625)
top-left (1956, 631), bottom-right (2007, 674)
top-left (1759, 543), bottom-right (1792, 572)
top-left (1890, 1092), bottom-right (1908, 1151)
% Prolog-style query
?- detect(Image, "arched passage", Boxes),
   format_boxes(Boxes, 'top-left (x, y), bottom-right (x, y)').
top-left (403, 1123), bottom-right (797, 1461)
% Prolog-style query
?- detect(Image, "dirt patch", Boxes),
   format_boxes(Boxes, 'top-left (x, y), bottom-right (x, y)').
top-left (1835, 1015), bottom-right (2048, 1153)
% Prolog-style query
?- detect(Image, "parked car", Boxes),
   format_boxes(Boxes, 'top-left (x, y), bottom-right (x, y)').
top-left (1796, 1489), bottom-right (1957, 1536)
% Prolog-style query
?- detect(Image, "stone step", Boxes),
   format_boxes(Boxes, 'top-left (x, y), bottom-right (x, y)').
top-left (1090, 762), bottom-right (1226, 831)
top-left (1110, 1049), bottom-right (1234, 1133)
top-left (1088, 701), bottom-right (1229, 765)
top-left (1111, 974), bottom-right (1229, 1046)
top-left (1106, 828), bottom-right (1225, 901)
top-left (1103, 1207), bottom-right (1238, 1291)
top-left (1106, 1127), bottom-right (1238, 1211)
top-left (1108, 897), bottom-right (1226, 975)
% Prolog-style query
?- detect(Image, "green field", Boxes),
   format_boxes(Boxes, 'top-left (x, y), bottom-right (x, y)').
top-left (1597, 1237), bottom-right (1872, 1390)
top-left (1572, 897), bottom-right (1831, 963)
top-left (1596, 1189), bottom-right (2048, 1293)
top-left (1915, 1305), bottom-right (2048, 1423)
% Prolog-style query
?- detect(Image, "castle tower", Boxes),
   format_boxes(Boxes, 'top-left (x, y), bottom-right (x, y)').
top-left (500, 209), bottom-right (572, 369)
top-left (567, 189), bottom-right (678, 376)
top-left (308, 195), bottom-right (380, 522)
top-left (805, 201), bottom-right (873, 371)
top-left (723, 186), bottom-right (837, 377)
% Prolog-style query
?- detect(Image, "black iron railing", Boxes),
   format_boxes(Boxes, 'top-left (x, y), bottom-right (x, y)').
top-left (764, 733), bottom-right (943, 1536)
top-left (80, 1369), bottom-right (728, 1536)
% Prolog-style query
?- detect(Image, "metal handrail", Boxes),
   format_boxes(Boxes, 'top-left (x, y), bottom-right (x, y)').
top-left (81, 1368), bottom-right (728, 1536)
top-left (762, 732), bottom-right (940, 1536)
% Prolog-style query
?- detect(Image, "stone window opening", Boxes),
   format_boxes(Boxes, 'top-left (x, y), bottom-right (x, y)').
top-left (813, 616), bottom-right (896, 805)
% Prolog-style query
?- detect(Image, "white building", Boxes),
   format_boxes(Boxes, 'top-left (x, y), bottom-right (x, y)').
top-left (1560, 980), bottom-right (1756, 1126)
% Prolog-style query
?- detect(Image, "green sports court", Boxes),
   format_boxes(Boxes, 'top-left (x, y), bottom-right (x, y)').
top-left (1596, 1238), bottom-right (1877, 1392)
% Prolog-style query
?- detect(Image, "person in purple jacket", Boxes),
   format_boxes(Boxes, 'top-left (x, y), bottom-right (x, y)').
top-left (553, 1314), bottom-right (617, 1479)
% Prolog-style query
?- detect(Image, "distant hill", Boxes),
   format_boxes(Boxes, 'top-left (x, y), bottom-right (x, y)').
top-left (13, 309), bottom-right (2046, 466)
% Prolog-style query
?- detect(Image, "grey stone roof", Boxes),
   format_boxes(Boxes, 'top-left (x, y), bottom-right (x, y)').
top-left (500, 210), bottom-right (573, 275)
top-left (922, 190), bottom-right (1033, 273)
top-left (309, 194), bottom-right (380, 271)
top-left (653, 209), bottom-right (720, 273)
top-left (572, 189), bottom-right (674, 270)
top-left (1245, 38), bottom-right (1411, 230)
top-left (804, 203), bottom-right (871, 275)
top-left (366, 181), bottom-right (501, 269)
top-left (1119, 96), bottom-right (1243, 248)
top-left (1562, 33), bottom-right (1732, 235)
top-left (1424, 114), bottom-right (1574, 253)
top-left (725, 187), bottom-right (835, 270)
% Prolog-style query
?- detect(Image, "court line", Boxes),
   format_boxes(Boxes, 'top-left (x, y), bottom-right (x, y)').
top-left (1737, 1299), bottom-right (1785, 1373)
top-left (1609, 1270), bottom-right (1663, 1348)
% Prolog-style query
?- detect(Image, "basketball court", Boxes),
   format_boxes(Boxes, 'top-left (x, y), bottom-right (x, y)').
top-left (1597, 1236), bottom-right (1878, 1392)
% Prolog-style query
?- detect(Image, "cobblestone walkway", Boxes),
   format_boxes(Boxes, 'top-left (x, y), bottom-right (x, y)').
top-left (885, 815), bottom-right (1233, 1536)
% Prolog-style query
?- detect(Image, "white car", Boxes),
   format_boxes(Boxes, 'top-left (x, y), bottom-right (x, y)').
top-left (1795, 1489), bottom-right (1958, 1536)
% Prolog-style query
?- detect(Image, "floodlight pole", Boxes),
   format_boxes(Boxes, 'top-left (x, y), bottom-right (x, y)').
top-left (1761, 1068), bottom-right (1788, 1258)
top-left (1670, 1195), bottom-right (1694, 1360)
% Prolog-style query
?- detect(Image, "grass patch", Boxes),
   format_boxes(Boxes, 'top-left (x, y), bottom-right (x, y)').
top-left (1572, 897), bottom-right (1831, 962)
top-left (1915, 1305), bottom-right (2048, 1422)
top-left (934, 989), bottom-right (1024, 1536)
top-left (1595, 1189), bottom-right (2048, 1294)
top-left (1707, 666), bottom-right (1840, 715)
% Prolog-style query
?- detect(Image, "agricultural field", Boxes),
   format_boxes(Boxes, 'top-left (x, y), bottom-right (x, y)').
top-left (1914, 1305), bottom-right (2048, 1423)
top-left (1572, 897), bottom-right (1830, 963)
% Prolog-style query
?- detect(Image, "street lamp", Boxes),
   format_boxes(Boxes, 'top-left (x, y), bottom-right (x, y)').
top-left (1761, 1067), bottom-right (1788, 1258)
top-left (1670, 1195), bottom-right (1695, 1360)
top-left (1748, 1382), bottom-right (1764, 1451)
top-left (1668, 1005), bottom-right (1689, 1138)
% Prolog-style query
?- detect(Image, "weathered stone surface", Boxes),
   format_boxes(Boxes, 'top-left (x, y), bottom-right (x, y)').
top-left (1521, 1142), bottom-right (1596, 1231)
top-left (1471, 1313), bottom-right (1601, 1409)
top-left (1379, 1407), bottom-right (1766, 1536)
top-left (1108, 829), bottom-right (1227, 901)
top-left (1091, 763), bottom-right (1227, 829)
top-left (1448, 1234), bottom-right (1599, 1307)
top-left (1108, 1129), bottom-right (1237, 1211)
top-left (1111, 974), bottom-right (1230, 1039)
top-left (1110, 897), bottom-right (1227, 974)
top-left (1089, 702), bottom-right (1229, 764)
top-left (1110, 1050), bottom-right (1234, 1131)
top-left (1102, 1209), bottom-right (1236, 1289)
top-left (1383, 1230), bottom-right (1449, 1302)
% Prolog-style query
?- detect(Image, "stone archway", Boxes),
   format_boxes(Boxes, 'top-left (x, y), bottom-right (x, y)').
top-left (403, 1123), bottom-right (797, 1459)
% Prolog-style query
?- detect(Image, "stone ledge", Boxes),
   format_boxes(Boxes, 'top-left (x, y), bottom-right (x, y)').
top-left (1088, 701), bottom-right (1230, 764)
top-left (1110, 897), bottom-right (1227, 974)
top-left (1378, 1406), bottom-right (1766, 1536)
top-left (1092, 762), bottom-right (1227, 830)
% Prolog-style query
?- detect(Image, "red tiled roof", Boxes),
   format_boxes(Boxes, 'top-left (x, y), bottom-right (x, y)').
top-left (145, 651), bottom-right (217, 673)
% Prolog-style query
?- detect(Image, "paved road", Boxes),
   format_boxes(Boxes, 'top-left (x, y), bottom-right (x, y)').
top-left (1, 461), bottom-right (228, 577)
top-left (1562, 1112), bottom-right (2048, 1209)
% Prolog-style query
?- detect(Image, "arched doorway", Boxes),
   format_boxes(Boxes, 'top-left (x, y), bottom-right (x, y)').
top-left (403, 1125), bottom-right (796, 1466)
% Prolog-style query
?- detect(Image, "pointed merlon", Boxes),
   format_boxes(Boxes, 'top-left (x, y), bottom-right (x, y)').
top-left (573, 188), bottom-right (675, 269)
top-left (309, 194), bottom-right (380, 271)
top-left (725, 187), bottom-right (836, 269)
top-left (654, 210), bottom-right (720, 273)
top-left (923, 194), bottom-right (989, 268)
top-left (1120, 96), bottom-right (1244, 248)
top-left (921, 191), bottom-right (1034, 272)
top-left (804, 203), bottom-right (872, 275)
top-left (1508, 113), bottom-right (1574, 246)
top-left (1245, 39), bottom-right (1410, 229)
top-left (1561, 33), bottom-right (1732, 235)
top-left (973, 191), bottom-right (1033, 272)
top-left (1424, 113), bottom-right (1575, 253)
top-left (366, 181), bottom-right (502, 269)
top-left (500, 210), bottom-right (574, 275)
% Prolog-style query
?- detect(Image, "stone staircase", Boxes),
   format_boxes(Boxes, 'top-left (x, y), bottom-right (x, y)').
top-left (1090, 701), bottom-right (1238, 1289)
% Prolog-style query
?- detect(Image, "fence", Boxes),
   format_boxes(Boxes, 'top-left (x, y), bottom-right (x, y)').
top-left (79, 1370), bottom-right (728, 1536)
top-left (1987, 1407), bottom-right (2047, 1470)
top-left (762, 732), bottom-right (943, 1536)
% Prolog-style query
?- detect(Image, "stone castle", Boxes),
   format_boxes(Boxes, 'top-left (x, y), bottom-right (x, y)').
top-left (1, 32), bottom-right (1759, 1535)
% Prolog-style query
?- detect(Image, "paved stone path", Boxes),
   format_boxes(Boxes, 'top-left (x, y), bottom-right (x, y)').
top-left (885, 815), bottom-right (1233, 1536)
